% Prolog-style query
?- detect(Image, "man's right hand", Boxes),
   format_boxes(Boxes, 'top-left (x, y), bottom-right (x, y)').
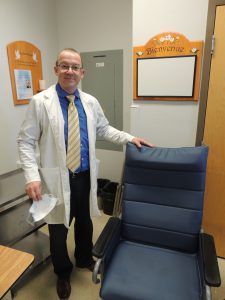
top-left (25, 181), bottom-right (42, 201)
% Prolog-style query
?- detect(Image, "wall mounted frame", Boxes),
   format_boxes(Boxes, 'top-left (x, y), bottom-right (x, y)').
top-left (133, 32), bottom-right (203, 101)
top-left (7, 41), bottom-right (43, 105)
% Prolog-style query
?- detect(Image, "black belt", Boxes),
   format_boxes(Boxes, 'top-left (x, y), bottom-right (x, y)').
top-left (69, 170), bottom-right (90, 178)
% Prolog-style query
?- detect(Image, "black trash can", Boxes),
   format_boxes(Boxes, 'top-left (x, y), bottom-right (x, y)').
top-left (102, 181), bottom-right (118, 215)
top-left (97, 178), bottom-right (110, 210)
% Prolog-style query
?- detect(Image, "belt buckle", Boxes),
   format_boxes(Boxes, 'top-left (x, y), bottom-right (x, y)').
top-left (70, 171), bottom-right (77, 178)
top-left (72, 172), bottom-right (77, 178)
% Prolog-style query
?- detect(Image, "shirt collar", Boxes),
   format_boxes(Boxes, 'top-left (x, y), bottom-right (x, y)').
top-left (56, 83), bottom-right (80, 99)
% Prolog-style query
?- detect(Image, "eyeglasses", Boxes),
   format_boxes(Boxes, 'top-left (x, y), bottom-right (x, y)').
top-left (57, 64), bottom-right (82, 72)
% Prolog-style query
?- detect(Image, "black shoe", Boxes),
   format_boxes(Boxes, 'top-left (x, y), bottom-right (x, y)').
top-left (76, 259), bottom-right (94, 271)
top-left (76, 260), bottom-right (99, 273)
top-left (86, 261), bottom-right (96, 272)
top-left (56, 277), bottom-right (71, 299)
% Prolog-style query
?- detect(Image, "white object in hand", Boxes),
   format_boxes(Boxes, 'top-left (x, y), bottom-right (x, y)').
top-left (29, 194), bottom-right (57, 222)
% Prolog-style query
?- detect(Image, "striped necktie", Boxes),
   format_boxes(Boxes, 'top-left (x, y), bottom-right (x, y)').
top-left (66, 95), bottom-right (80, 173)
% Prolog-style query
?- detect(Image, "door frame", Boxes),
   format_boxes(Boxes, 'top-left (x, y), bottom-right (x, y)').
top-left (196, 0), bottom-right (225, 145)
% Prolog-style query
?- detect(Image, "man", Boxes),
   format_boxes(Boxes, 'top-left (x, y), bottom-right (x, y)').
top-left (18, 48), bottom-right (154, 299)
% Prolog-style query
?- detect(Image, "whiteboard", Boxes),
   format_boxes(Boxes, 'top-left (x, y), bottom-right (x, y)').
top-left (137, 55), bottom-right (196, 97)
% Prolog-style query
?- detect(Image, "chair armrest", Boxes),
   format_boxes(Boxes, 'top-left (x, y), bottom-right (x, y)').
top-left (200, 233), bottom-right (221, 287)
top-left (92, 217), bottom-right (121, 258)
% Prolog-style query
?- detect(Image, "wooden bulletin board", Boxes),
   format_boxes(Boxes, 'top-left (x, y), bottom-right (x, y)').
top-left (133, 32), bottom-right (203, 101)
top-left (7, 41), bottom-right (43, 105)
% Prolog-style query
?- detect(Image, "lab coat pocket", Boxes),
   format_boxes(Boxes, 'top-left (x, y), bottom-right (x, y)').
top-left (39, 167), bottom-right (62, 204)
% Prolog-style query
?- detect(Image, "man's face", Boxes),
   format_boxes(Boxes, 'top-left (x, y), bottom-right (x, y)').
top-left (54, 50), bottom-right (84, 93)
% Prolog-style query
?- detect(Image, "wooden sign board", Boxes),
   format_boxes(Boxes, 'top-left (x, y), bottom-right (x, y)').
top-left (133, 32), bottom-right (203, 101)
top-left (7, 41), bottom-right (43, 105)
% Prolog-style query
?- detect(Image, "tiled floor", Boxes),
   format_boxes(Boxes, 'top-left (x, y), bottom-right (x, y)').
top-left (13, 213), bottom-right (224, 300)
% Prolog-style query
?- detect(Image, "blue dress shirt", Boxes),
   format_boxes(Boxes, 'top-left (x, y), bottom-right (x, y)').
top-left (56, 84), bottom-right (89, 172)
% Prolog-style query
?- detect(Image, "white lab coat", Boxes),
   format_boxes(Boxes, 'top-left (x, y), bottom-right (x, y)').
top-left (17, 85), bottom-right (134, 227)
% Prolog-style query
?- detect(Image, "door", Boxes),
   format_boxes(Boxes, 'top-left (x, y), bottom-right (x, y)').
top-left (203, 5), bottom-right (225, 257)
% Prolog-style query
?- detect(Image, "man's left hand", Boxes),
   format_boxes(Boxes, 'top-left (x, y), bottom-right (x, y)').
top-left (131, 137), bottom-right (155, 148)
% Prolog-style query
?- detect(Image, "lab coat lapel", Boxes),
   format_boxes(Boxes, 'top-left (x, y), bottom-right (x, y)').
top-left (42, 87), bottom-right (66, 159)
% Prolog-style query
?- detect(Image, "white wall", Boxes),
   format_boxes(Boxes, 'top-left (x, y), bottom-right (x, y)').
top-left (55, 0), bottom-right (133, 181)
top-left (132, 0), bottom-right (208, 147)
top-left (0, 0), bottom-right (58, 175)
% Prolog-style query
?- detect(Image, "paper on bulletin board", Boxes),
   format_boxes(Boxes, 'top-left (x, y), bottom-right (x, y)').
top-left (14, 69), bottom-right (33, 100)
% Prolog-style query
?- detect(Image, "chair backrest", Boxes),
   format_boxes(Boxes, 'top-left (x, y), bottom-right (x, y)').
top-left (122, 143), bottom-right (208, 253)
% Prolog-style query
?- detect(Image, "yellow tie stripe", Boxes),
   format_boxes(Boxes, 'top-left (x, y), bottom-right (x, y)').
top-left (66, 95), bottom-right (81, 173)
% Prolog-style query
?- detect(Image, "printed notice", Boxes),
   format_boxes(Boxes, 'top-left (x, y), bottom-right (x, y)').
top-left (14, 69), bottom-right (33, 100)
top-left (96, 62), bottom-right (104, 68)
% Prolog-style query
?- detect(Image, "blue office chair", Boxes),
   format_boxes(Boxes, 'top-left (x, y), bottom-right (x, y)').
top-left (92, 143), bottom-right (221, 300)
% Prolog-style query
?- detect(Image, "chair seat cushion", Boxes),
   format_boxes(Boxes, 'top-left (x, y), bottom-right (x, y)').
top-left (101, 240), bottom-right (202, 300)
